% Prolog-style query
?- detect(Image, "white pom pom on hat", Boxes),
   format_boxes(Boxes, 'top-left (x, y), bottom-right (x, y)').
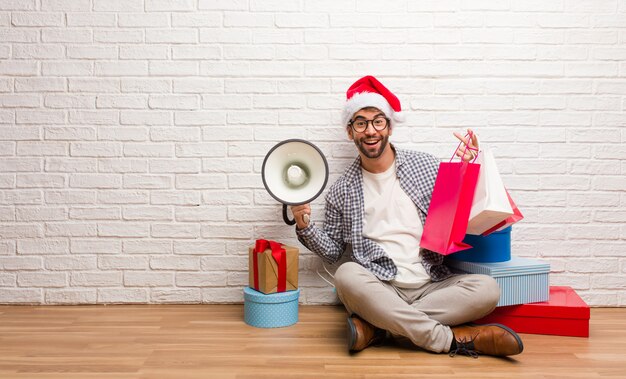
top-left (341, 75), bottom-right (405, 128)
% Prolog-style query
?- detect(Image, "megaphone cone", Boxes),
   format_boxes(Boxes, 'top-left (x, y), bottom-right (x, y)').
top-left (262, 139), bottom-right (329, 225)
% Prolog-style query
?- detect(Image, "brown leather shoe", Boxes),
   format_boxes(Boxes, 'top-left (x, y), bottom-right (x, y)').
top-left (450, 324), bottom-right (523, 358)
top-left (347, 314), bottom-right (386, 352)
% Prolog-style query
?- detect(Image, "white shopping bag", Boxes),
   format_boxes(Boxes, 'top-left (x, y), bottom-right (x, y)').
top-left (466, 147), bottom-right (513, 235)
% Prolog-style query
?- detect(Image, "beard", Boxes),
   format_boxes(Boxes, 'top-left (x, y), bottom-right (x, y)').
top-left (354, 135), bottom-right (390, 159)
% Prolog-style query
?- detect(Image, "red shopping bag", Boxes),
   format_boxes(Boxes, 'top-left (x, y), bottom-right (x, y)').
top-left (481, 190), bottom-right (523, 236)
top-left (419, 134), bottom-right (481, 255)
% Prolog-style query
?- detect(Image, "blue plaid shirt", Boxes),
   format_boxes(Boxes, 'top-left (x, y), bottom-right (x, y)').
top-left (296, 145), bottom-right (454, 282)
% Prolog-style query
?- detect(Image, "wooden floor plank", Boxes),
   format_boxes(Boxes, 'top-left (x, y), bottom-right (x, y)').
top-left (0, 305), bottom-right (623, 378)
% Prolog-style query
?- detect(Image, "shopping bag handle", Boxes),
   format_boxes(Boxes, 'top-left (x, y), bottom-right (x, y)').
top-left (449, 130), bottom-right (479, 163)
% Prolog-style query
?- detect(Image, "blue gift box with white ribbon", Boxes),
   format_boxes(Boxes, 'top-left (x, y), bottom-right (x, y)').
top-left (452, 226), bottom-right (512, 263)
top-left (446, 256), bottom-right (550, 307)
top-left (244, 287), bottom-right (300, 328)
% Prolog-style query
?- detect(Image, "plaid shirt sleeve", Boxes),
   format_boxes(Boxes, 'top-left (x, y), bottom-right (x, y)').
top-left (295, 180), bottom-right (347, 264)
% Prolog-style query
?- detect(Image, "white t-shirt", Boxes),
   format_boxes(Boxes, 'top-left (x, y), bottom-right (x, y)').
top-left (361, 161), bottom-right (431, 288)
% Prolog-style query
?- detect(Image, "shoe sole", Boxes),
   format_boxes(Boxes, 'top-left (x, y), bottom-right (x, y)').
top-left (471, 322), bottom-right (524, 354)
top-left (347, 316), bottom-right (357, 352)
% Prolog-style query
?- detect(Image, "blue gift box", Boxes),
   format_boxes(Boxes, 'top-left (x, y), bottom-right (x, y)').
top-left (244, 287), bottom-right (300, 328)
top-left (451, 226), bottom-right (512, 263)
top-left (446, 256), bottom-right (550, 307)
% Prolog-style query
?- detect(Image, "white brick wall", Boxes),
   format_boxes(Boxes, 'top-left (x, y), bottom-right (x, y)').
top-left (0, 0), bottom-right (624, 306)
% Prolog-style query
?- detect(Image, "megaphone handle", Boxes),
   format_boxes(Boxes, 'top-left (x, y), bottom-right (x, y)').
top-left (282, 204), bottom-right (296, 225)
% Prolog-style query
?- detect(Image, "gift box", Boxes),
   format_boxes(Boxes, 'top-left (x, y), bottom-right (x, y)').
top-left (244, 287), bottom-right (300, 328)
top-left (473, 286), bottom-right (590, 337)
top-left (451, 226), bottom-right (512, 263)
top-left (248, 240), bottom-right (298, 294)
top-left (446, 256), bottom-right (549, 307)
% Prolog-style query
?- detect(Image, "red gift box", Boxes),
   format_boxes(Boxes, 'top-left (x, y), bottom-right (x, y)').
top-left (473, 286), bottom-right (590, 338)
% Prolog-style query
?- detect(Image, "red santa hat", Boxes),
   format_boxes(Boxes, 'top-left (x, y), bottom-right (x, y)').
top-left (342, 75), bottom-right (405, 128)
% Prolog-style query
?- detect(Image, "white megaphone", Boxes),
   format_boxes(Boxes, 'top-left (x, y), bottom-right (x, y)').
top-left (262, 139), bottom-right (329, 225)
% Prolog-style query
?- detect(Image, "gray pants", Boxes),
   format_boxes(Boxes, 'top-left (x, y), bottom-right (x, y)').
top-left (334, 262), bottom-right (500, 353)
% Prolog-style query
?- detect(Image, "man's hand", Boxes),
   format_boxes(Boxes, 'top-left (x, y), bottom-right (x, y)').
top-left (290, 204), bottom-right (311, 230)
top-left (453, 128), bottom-right (479, 162)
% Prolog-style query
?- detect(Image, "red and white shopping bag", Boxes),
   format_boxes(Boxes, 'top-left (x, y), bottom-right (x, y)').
top-left (481, 189), bottom-right (524, 236)
top-left (466, 146), bottom-right (514, 235)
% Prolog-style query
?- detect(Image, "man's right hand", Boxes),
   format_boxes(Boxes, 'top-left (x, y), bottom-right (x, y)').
top-left (290, 204), bottom-right (311, 230)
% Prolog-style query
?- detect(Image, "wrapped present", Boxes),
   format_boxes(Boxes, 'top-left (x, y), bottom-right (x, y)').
top-left (473, 286), bottom-right (590, 337)
top-left (244, 287), bottom-right (300, 328)
top-left (446, 256), bottom-right (549, 307)
top-left (451, 226), bottom-right (512, 263)
top-left (248, 239), bottom-right (298, 294)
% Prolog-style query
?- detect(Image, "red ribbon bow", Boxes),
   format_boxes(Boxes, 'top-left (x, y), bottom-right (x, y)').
top-left (253, 239), bottom-right (287, 293)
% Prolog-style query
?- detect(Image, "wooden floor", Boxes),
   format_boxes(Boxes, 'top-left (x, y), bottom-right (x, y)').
top-left (0, 305), bottom-right (624, 379)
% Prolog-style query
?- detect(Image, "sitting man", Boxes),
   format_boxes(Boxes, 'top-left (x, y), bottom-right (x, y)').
top-left (291, 76), bottom-right (523, 358)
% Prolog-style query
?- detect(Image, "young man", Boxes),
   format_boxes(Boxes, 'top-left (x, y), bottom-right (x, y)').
top-left (291, 76), bottom-right (523, 358)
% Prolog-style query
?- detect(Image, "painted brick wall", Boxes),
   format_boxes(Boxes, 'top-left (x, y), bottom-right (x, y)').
top-left (0, 0), bottom-right (624, 306)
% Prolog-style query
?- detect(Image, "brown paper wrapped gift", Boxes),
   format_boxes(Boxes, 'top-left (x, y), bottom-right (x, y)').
top-left (249, 240), bottom-right (298, 294)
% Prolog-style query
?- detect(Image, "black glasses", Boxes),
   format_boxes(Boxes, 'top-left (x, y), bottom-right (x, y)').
top-left (349, 117), bottom-right (389, 133)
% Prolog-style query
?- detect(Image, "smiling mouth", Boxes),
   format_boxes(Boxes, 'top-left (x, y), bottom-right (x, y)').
top-left (363, 139), bottom-right (380, 146)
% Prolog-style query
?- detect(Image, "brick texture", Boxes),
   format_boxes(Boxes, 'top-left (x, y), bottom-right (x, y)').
top-left (0, 1), bottom-right (624, 306)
